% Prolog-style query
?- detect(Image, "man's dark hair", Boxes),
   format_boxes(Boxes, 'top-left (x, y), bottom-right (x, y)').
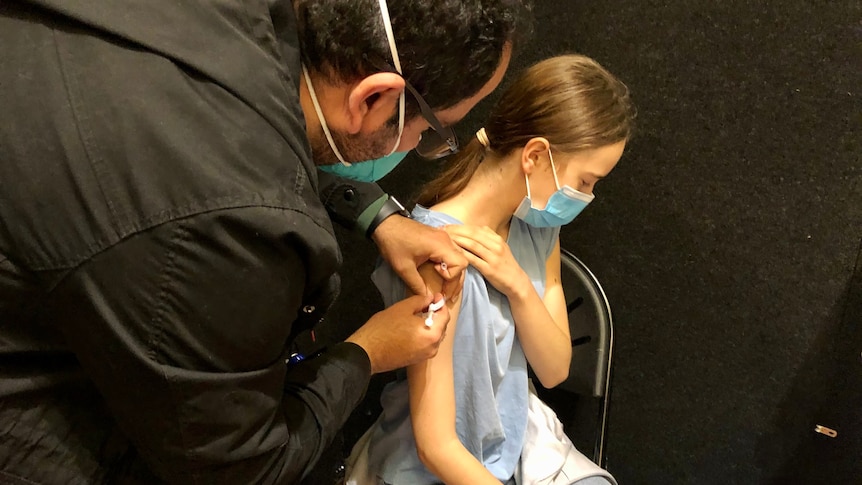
top-left (296, 0), bottom-right (532, 120)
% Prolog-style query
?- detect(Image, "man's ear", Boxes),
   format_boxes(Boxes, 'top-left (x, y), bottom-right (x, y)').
top-left (520, 137), bottom-right (551, 175)
top-left (345, 73), bottom-right (405, 135)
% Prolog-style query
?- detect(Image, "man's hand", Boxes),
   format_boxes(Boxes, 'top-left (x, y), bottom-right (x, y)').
top-left (346, 293), bottom-right (450, 374)
top-left (371, 215), bottom-right (467, 301)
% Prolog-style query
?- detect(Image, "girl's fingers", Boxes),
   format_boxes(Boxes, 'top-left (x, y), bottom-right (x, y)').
top-left (445, 225), bottom-right (509, 272)
top-left (449, 234), bottom-right (491, 260)
top-left (459, 247), bottom-right (485, 269)
top-left (444, 224), bottom-right (500, 248)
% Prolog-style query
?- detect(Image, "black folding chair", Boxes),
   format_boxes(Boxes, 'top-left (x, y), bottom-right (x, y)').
top-left (535, 248), bottom-right (614, 468)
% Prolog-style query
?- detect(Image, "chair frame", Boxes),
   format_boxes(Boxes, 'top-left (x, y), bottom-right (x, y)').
top-left (558, 248), bottom-right (614, 468)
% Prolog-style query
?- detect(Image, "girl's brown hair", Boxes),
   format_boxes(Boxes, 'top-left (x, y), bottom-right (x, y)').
top-left (416, 54), bottom-right (635, 207)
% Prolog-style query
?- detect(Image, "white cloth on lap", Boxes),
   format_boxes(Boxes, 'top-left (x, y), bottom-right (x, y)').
top-left (516, 391), bottom-right (617, 485)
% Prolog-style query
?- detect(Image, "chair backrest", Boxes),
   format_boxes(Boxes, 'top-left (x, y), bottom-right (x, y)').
top-left (557, 248), bottom-right (614, 466)
top-left (558, 248), bottom-right (613, 398)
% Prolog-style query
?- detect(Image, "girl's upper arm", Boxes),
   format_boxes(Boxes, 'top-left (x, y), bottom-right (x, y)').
top-left (543, 239), bottom-right (570, 339)
top-left (406, 262), bottom-right (462, 450)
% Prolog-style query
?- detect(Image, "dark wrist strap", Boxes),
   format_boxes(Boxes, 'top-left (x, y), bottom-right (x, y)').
top-left (366, 196), bottom-right (410, 238)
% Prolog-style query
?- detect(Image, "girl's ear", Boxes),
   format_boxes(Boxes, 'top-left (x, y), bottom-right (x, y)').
top-left (345, 72), bottom-right (405, 134)
top-left (520, 137), bottom-right (551, 175)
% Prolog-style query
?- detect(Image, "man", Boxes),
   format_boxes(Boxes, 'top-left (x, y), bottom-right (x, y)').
top-left (0, 0), bottom-right (525, 483)
top-left (298, 0), bottom-right (516, 298)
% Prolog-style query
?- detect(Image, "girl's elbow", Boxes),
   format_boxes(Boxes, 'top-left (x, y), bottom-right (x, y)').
top-left (416, 440), bottom-right (443, 471)
top-left (538, 367), bottom-right (570, 389)
top-left (415, 435), bottom-right (457, 471)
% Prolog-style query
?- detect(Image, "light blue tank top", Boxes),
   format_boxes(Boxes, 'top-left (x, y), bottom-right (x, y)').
top-left (366, 205), bottom-right (560, 484)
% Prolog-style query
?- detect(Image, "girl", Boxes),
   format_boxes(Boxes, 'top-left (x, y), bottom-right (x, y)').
top-left (347, 54), bottom-right (635, 485)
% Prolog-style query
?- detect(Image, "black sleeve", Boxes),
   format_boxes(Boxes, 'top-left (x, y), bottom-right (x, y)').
top-left (49, 208), bottom-right (371, 484)
top-left (317, 170), bottom-right (386, 233)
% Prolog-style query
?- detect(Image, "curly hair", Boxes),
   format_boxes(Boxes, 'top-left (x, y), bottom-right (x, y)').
top-left (295, 0), bottom-right (532, 120)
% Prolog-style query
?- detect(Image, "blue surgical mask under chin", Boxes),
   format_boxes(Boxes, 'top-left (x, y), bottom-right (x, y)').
top-left (513, 149), bottom-right (595, 228)
top-left (514, 184), bottom-right (594, 227)
top-left (317, 151), bottom-right (409, 182)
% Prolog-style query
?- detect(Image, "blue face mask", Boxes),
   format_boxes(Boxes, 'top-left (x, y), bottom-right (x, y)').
top-left (513, 150), bottom-right (595, 228)
top-left (317, 151), bottom-right (409, 182)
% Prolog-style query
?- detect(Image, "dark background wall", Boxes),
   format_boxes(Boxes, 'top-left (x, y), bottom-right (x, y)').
top-left (308, 1), bottom-right (862, 483)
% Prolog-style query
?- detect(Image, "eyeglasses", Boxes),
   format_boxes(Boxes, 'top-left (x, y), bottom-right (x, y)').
top-left (374, 60), bottom-right (460, 160)
top-left (401, 80), bottom-right (460, 160)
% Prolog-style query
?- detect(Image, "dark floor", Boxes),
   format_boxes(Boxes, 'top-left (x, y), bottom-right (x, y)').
top-left (307, 1), bottom-right (862, 484)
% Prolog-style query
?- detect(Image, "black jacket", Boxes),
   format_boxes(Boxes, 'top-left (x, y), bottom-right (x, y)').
top-left (0, 1), bottom-right (373, 483)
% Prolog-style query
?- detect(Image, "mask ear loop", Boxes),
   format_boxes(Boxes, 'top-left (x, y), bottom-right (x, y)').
top-left (524, 146), bottom-right (560, 204)
top-left (377, 0), bottom-right (405, 156)
top-left (523, 141), bottom-right (536, 201)
top-left (300, 0), bottom-right (404, 167)
top-left (548, 148), bottom-right (562, 190)
top-left (302, 64), bottom-right (350, 166)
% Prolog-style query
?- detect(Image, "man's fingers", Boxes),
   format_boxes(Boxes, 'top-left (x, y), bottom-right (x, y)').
top-left (440, 269), bottom-right (462, 301)
top-left (429, 227), bottom-right (468, 263)
top-left (429, 305), bottom-right (449, 339)
top-left (396, 265), bottom-right (431, 298)
top-left (446, 269), bottom-right (466, 303)
top-left (391, 293), bottom-right (437, 320)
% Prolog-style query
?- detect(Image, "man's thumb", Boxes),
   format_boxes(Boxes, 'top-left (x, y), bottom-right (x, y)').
top-left (401, 268), bottom-right (430, 298)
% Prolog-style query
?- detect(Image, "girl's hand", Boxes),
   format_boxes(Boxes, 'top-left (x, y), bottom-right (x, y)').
top-left (442, 224), bottom-right (531, 299)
